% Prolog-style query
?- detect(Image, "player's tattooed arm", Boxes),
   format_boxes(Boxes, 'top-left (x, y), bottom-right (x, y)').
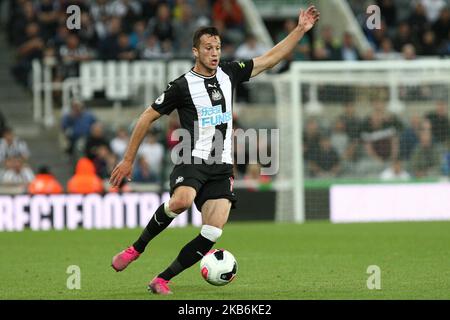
top-left (251, 5), bottom-right (320, 78)
top-left (109, 107), bottom-right (161, 187)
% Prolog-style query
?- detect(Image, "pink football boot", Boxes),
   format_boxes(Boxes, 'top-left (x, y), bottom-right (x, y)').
top-left (148, 277), bottom-right (173, 295)
top-left (111, 246), bottom-right (140, 272)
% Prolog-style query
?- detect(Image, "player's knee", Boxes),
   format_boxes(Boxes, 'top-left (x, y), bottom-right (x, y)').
top-left (169, 196), bottom-right (193, 213)
top-left (200, 225), bottom-right (223, 242)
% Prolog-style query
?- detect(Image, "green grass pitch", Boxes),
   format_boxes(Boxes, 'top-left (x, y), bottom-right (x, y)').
top-left (1, 221), bottom-right (449, 300)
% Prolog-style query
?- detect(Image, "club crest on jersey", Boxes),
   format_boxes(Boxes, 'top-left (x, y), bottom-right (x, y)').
top-left (155, 93), bottom-right (165, 104)
top-left (211, 90), bottom-right (222, 101)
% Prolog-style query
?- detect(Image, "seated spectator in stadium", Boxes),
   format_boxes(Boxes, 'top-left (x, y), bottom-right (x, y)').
top-left (235, 34), bottom-right (269, 60)
top-left (0, 110), bottom-right (6, 137)
top-left (78, 12), bottom-right (98, 49)
top-left (10, 1), bottom-right (37, 47)
top-left (399, 115), bottom-right (428, 160)
top-left (425, 100), bottom-right (450, 145)
top-left (132, 156), bottom-right (159, 183)
top-left (84, 122), bottom-right (110, 160)
top-left (432, 7), bottom-right (450, 50)
top-left (375, 38), bottom-right (402, 60)
top-left (380, 160), bottom-right (411, 181)
top-left (138, 131), bottom-right (164, 175)
top-left (410, 129), bottom-right (441, 177)
top-left (115, 33), bottom-right (137, 60)
top-left (67, 157), bottom-right (104, 194)
top-left (303, 118), bottom-right (322, 163)
top-left (93, 145), bottom-right (118, 179)
top-left (339, 103), bottom-right (362, 141)
top-left (340, 32), bottom-right (361, 61)
top-left (408, 2), bottom-right (430, 40)
top-left (110, 127), bottom-right (129, 159)
top-left (36, 0), bottom-right (59, 42)
top-left (418, 30), bottom-right (439, 56)
top-left (28, 166), bottom-right (63, 194)
top-left (98, 17), bottom-right (123, 60)
top-left (331, 118), bottom-right (358, 163)
top-left (308, 136), bottom-right (341, 178)
top-left (359, 101), bottom-right (402, 175)
top-left (62, 100), bottom-right (97, 155)
top-left (90, 0), bottom-right (113, 40)
top-left (141, 0), bottom-right (160, 21)
top-left (420, 0), bottom-right (447, 23)
top-left (439, 30), bottom-right (450, 55)
top-left (173, 3), bottom-right (198, 58)
top-left (11, 22), bottom-right (44, 87)
top-left (0, 156), bottom-right (34, 186)
top-left (0, 128), bottom-right (30, 164)
top-left (59, 34), bottom-right (93, 78)
top-left (213, 0), bottom-right (245, 44)
top-left (394, 22), bottom-right (415, 52)
top-left (276, 19), bottom-right (311, 61)
top-left (401, 43), bottom-right (417, 60)
top-left (313, 25), bottom-right (340, 61)
top-left (147, 3), bottom-right (174, 43)
top-left (139, 35), bottom-right (164, 59)
top-left (194, 0), bottom-right (213, 26)
top-left (129, 20), bottom-right (148, 50)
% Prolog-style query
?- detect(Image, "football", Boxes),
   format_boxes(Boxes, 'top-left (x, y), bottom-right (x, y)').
top-left (200, 249), bottom-right (238, 286)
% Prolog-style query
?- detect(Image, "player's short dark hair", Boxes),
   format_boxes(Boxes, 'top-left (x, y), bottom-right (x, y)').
top-left (192, 26), bottom-right (220, 49)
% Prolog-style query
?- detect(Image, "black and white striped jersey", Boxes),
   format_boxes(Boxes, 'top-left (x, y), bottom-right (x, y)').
top-left (151, 59), bottom-right (254, 165)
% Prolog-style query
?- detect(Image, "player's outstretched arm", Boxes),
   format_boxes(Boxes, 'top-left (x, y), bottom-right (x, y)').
top-left (109, 107), bottom-right (161, 187)
top-left (251, 5), bottom-right (320, 78)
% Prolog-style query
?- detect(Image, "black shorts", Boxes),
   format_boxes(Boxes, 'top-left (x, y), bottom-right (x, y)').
top-left (169, 157), bottom-right (236, 211)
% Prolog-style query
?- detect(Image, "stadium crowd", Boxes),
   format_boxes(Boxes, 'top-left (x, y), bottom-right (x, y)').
top-left (2, 0), bottom-right (450, 194)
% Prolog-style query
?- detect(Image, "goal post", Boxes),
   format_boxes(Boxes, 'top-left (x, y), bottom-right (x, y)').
top-left (274, 59), bottom-right (450, 223)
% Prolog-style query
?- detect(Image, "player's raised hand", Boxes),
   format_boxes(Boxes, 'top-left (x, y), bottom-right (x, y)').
top-left (298, 5), bottom-right (320, 32)
top-left (109, 159), bottom-right (133, 187)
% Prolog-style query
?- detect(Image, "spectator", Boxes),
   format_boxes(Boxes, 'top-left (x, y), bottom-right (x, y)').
top-left (10, 1), bottom-right (38, 47)
top-left (425, 100), bottom-right (450, 144)
top-left (359, 101), bottom-right (402, 175)
top-left (432, 7), bottom-right (450, 47)
top-left (0, 128), bottom-right (30, 164)
top-left (67, 157), bottom-right (104, 194)
top-left (61, 100), bottom-right (97, 155)
top-left (243, 163), bottom-right (272, 191)
top-left (147, 3), bottom-right (174, 43)
top-left (140, 35), bottom-right (163, 59)
top-left (132, 156), bottom-right (159, 183)
top-left (110, 127), bottom-right (129, 159)
top-left (90, 0), bottom-right (113, 40)
top-left (93, 145), bottom-right (117, 179)
top-left (340, 32), bottom-right (361, 61)
top-left (276, 19), bottom-right (311, 61)
top-left (399, 115), bottom-right (429, 160)
top-left (380, 160), bottom-right (411, 181)
top-left (173, 4), bottom-right (198, 58)
top-left (339, 103), bottom-right (362, 141)
top-left (410, 129), bottom-right (441, 177)
top-left (59, 34), bottom-right (93, 78)
top-left (11, 22), bottom-right (44, 87)
top-left (138, 131), bottom-right (164, 175)
top-left (330, 117), bottom-right (357, 163)
top-left (84, 122), bottom-right (110, 160)
top-left (308, 136), bottom-right (341, 178)
top-left (36, 0), bottom-right (60, 42)
top-left (0, 156), bottom-right (34, 186)
top-left (28, 166), bottom-right (63, 194)
top-left (98, 17), bottom-right (122, 60)
top-left (375, 38), bottom-right (402, 60)
top-left (303, 117), bottom-right (322, 163)
top-left (129, 20), bottom-right (148, 50)
top-left (394, 22), bottom-right (415, 52)
top-left (402, 43), bottom-right (417, 60)
top-left (109, 0), bottom-right (142, 33)
top-left (166, 113), bottom-right (181, 150)
top-left (141, 0), bottom-right (160, 21)
top-left (418, 30), bottom-right (439, 56)
top-left (235, 34), bottom-right (269, 60)
top-left (78, 12), bottom-right (98, 49)
top-left (114, 33), bottom-right (137, 60)
top-left (314, 25), bottom-right (340, 61)
top-left (408, 2), bottom-right (430, 41)
top-left (212, 0), bottom-right (245, 44)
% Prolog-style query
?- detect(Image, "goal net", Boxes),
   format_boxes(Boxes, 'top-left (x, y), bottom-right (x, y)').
top-left (274, 60), bottom-right (450, 222)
